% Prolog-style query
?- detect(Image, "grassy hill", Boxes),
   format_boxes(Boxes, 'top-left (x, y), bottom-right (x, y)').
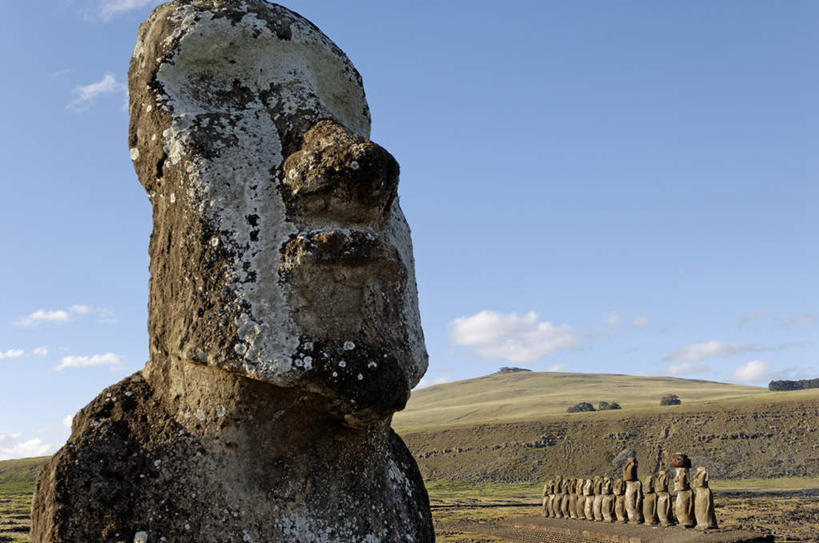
top-left (0, 456), bottom-right (47, 494)
top-left (394, 370), bottom-right (775, 433)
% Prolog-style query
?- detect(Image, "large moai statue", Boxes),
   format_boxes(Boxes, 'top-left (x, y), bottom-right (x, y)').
top-left (613, 478), bottom-right (627, 523)
top-left (542, 480), bottom-right (553, 517)
top-left (592, 476), bottom-right (604, 521)
top-left (560, 478), bottom-right (571, 518)
top-left (601, 477), bottom-right (615, 522)
top-left (693, 467), bottom-right (718, 530)
top-left (673, 454), bottom-right (696, 528)
top-left (583, 479), bottom-right (594, 519)
top-left (643, 474), bottom-right (659, 525)
top-left (568, 478), bottom-right (578, 519)
top-left (656, 470), bottom-right (674, 527)
top-left (553, 476), bottom-right (564, 518)
top-left (31, 2), bottom-right (434, 542)
top-left (575, 478), bottom-right (586, 519)
top-left (623, 457), bottom-right (644, 524)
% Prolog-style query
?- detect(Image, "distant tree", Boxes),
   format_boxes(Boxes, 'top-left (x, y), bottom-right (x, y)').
top-left (660, 394), bottom-right (681, 406)
top-left (598, 401), bottom-right (621, 411)
top-left (768, 378), bottom-right (819, 391)
top-left (567, 402), bottom-right (596, 413)
top-left (497, 367), bottom-right (532, 374)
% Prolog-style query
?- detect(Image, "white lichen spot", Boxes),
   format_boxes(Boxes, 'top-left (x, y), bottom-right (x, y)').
top-left (170, 192), bottom-right (176, 204)
top-left (215, 405), bottom-right (227, 418)
top-left (343, 341), bottom-right (356, 351)
top-left (210, 237), bottom-right (219, 248)
top-left (234, 343), bottom-right (248, 355)
top-left (338, 360), bottom-right (346, 368)
top-left (242, 530), bottom-right (255, 543)
top-left (357, 373), bottom-right (363, 381)
top-left (302, 356), bottom-right (313, 369)
top-left (195, 409), bottom-right (206, 421)
top-left (332, 371), bottom-right (337, 377)
top-left (302, 342), bottom-right (313, 351)
top-left (134, 531), bottom-right (149, 543)
top-left (154, 459), bottom-right (162, 467)
top-left (130, 147), bottom-right (140, 161)
top-left (367, 361), bottom-right (377, 369)
top-left (184, 523), bottom-right (190, 531)
top-left (350, 160), bottom-right (359, 170)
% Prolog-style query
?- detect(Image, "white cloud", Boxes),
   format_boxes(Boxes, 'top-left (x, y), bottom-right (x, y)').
top-left (67, 74), bottom-right (126, 112)
top-left (56, 352), bottom-right (123, 371)
top-left (0, 349), bottom-right (24, 359)
top-left (414, 376), bottom-right (452, 390)
top-left (664, 340), bottom-right (756, 362)
top-left (783, 314), bottom-right (815, 327)
top-left (665, 361), bottom-right (708, 376)
top-left (0, 433), bottom-right (53, 461)
top-left (62, 415), bottom-right (74, 429)
top-left (547, 363), bottom-right (567, 372)
top-left (13, 305), bottom-right (112, 327)
top-left (98, 0), bottom-right (161, 21)
top-left (731, 360), bottom-right (770, 384)
top-left (604, 311), bottom-right (621, 326)
top-left (449, 310), bottom-right (575, 363)
top-left (33, 347), bottom-right (49, 356)
top-left (739, 310), bottom-right (767, 326)
top-left (632, 315), bottom-right (649, 328)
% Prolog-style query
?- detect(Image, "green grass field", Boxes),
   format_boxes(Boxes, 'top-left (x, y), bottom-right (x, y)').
top-left (394, 370), bottom-right (818, 433)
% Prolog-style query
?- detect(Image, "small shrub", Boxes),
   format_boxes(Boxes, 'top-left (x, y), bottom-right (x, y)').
top-left (768, 378), bottom-right (819, 391)
top-left (598, 401), bottom-right (621, 410)
top-left (567, 402), bottom-right (596, 413)
top-left (660, 394), bottom-right (681, 406)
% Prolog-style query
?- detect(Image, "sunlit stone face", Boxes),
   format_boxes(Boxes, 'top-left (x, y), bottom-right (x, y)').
top-left (128, 0), bottom-right (427, 425)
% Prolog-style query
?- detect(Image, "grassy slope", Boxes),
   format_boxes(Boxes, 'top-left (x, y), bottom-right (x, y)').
top-left (394, 371), bottom-right (795, 433)
top-left (0, 457), bottom-right (47, 494)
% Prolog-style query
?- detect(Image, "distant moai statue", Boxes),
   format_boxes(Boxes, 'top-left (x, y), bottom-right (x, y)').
top-left (673, 454), bottom-right (695, 528)
top-left (613, 478), bottom-right (627, 523)
top-left (553, 476), bottom-right (564, 518)
top-left (623, 457), bottom-right (644, 523)
top-left (656, 470), bottom-right (674, 526)
top-left (643, 474), bottom-right (659, 525)
top-left (561, 478), bottom-right (572, 518)
top-left (542, 480), bottom-right (552, 517)
top-left (693, 467), bottom-right (718, 529)
top-left (575, 478), bottom-right (586, 519)
top-left (568, 478), bottom-right (578, 519)
top-left (601, 477), bottom-right (615, 522)
top-left (592, 476), bottom-right (604, 521)
top-left (583, 479), bottom-right (594, 519)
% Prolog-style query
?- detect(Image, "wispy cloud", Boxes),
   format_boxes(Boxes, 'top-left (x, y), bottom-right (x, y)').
top-left (730, 360), bottom-right (770, 384)
top-left (449, 310), bottom-right (575, 363)
top-left (664, 340), bottom-right (807, 362)
top-left (62, 415), bottom-right (74, 429)
top-left (13, 305), bottom-right (113, 327)
top-left (56, 352), bottom-right (123, 371)
top-left (604, 311), bottom-right (621, 326)
top-left (98, 0), bottom-right (161, 21)
top-left (33, 347), bottom-right (49, 356)
top-left (547, 363), bottom-right (567, 372)
top-left (782, 313), bottom-right (815, 328)
top-left (738, 310), bottom-right (767, 327)
top-left (632, 315), bottom-right (649, 328)
top-left (0, 349), bottom-right (25, 359)
top-left (67, 73), bottom-right (126, 112)
top-left (414, 376), bottom-right (452, 390)
top-left (665, 361), bottom-right (708, 376)
top-left (0, 433), bottom-right (54, 461)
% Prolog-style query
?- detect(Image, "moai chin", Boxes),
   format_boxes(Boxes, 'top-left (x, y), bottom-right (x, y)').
top-left (642, 474), bottom-right (659, 525)
top-left (656, 470), bottom-right (674, 526)
top-left (623, 458), bottom-right (644, 524)
top-left (693, 467), bottom-right (718, 529)
top-left (30, 2), bottom-right (433, 542)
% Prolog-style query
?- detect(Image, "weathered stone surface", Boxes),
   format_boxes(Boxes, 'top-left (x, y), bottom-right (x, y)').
top-left (568, 478), bottom-right (578, 519)
top-left (575, 478), bottom-right (586, 519)
top-left (583, 478), bottom-right (594, 519)
top-left (676, 467), bottom-right (696, 528)
top-left (657, 469), bottom-right (675, 526)
top-left (694, 467), bottom-right (718, 530)
top-left (592, 476), bottom-right (604, 521)
top-left (601, 477), bottom-right (615, 522)
top-left (30, 2), bottom-right (432, 542)
top-left (643, 474), bottom-right (659, 525)
top-left (542, 480), bottom-right (553, 517)
top-left (613, 478), bottom-right (627, 523)
top-left (623, 456), bottom-right (638, 481)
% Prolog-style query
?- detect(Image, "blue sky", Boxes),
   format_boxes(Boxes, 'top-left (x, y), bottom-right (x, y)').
top-left (1, 0), bottom-right (816, 459)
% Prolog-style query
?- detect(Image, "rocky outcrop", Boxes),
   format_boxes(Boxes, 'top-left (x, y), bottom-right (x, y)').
top-left (31, 2), bottom-right (432, 542)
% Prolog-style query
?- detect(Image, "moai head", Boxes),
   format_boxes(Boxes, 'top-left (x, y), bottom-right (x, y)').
top-left (693, 467), bottom-right (709, 488)
top-left (674, 468), bottom-right (691, 491)
top-left (593, 476), bottom-right (603, 495)
top-left (602, 477), bottom-right (612, 495)
top-left (583, 479), bottom-right (593, 496)
top-left (656, 470), bottom-right (669, 492)
top-left (613, 478), bottom-right (624, 496)
top-left (623, 457), bottom-right (638, 481)
top-left (128, 0), bottom-right (427, 426)
top-left (643, 474), bottom-right (656, 493)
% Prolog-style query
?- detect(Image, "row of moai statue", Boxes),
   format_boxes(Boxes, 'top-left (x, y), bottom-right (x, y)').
top-left (541, 455), bottom-right (717, 530)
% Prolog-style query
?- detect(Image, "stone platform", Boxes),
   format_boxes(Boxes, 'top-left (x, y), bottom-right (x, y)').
top-left (473, 517), bottom-right (773, 543)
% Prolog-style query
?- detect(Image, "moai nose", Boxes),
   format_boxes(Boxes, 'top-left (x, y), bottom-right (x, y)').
top-left (282, 120), bottom-right (399, 224)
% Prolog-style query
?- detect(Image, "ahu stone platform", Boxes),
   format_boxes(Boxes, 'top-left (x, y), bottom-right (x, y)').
top-left (473, 517), bottom-right (773, 543)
